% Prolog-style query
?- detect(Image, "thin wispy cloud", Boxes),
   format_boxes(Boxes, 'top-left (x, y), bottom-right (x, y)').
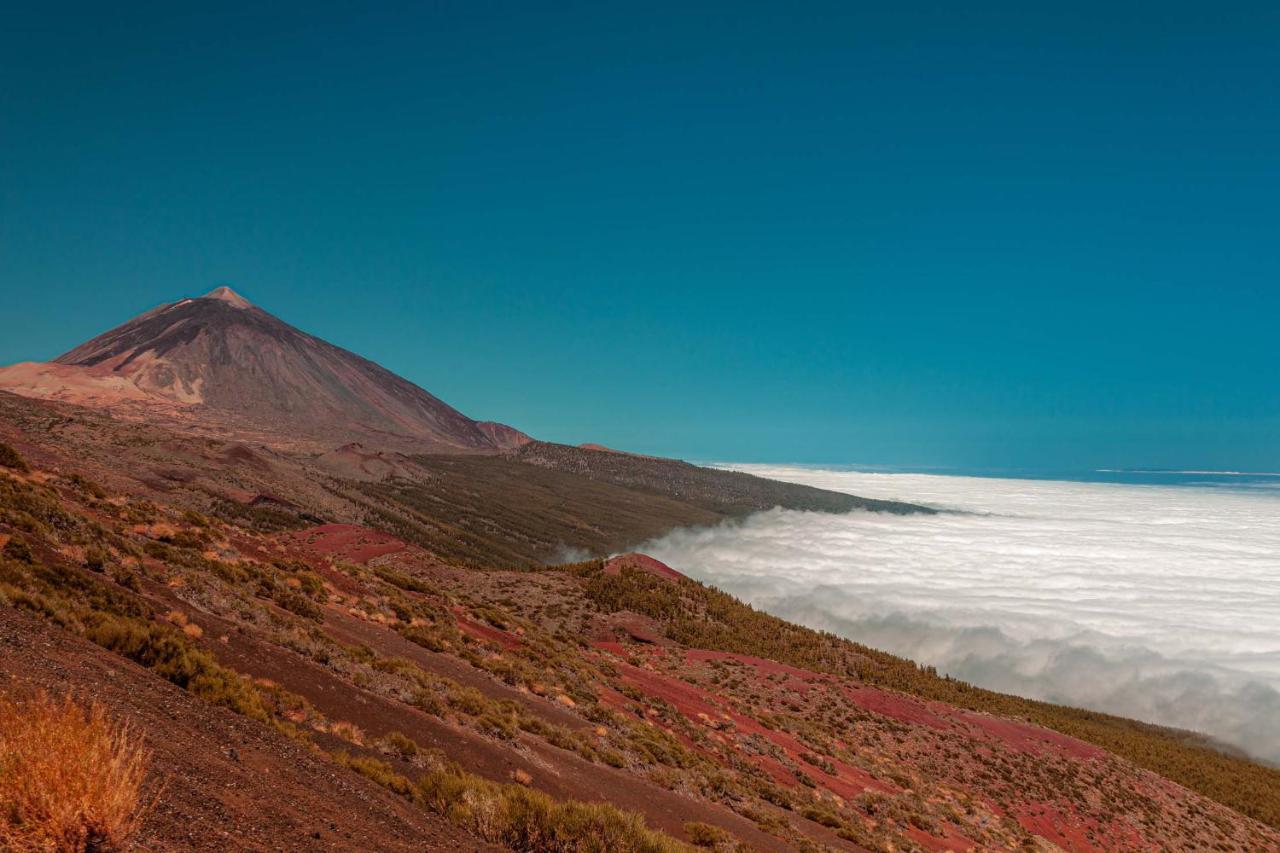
top-left (638, 466), bottom-right (1280, 763)
top-left (1097, 469), bottom-right (1280, 477)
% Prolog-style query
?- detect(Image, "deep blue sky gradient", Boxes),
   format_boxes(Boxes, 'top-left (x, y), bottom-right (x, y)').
top-left (3, 2), bottom-right (1278, 469)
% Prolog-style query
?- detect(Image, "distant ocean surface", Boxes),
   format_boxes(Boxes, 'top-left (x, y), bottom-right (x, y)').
top-left (639, 463), bottom-right (1280, 764)
top-left (741, 463), bottom-right (1280, 491)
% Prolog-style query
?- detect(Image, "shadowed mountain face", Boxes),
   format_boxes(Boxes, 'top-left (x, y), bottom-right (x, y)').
top-left (50, 287), bottom-right (523, 451)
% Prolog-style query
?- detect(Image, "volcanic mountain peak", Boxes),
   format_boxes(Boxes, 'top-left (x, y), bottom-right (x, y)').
top-left (203, 285), bottom-right (253, 309)
top-left (0, 287), bottom-right (526, 452)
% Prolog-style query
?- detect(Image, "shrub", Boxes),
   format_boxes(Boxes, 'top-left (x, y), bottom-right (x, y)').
top-left (800, 806), bottom-right (843, 828)
top-left (330, 747), bottom-right (697, 852)
top-left (84, 615), bottom-right (271, 722)
top-left (112, 565), bottom-right (142, 591)
top-left (84, 545), bottom-right (110, 572)
top-left (447, 686), bottom-right (487, 716)
top-left (383, 730), bottom-right (420, 759)
top-left (415, 762), bottom-right (692, 852)
top-left (329, 720), bottom-right (365, 745)
top-left (67, 473), bottom-right (106, 500)
top-left (271, 586), bottom-right (325, 621)
top-left (684, 821), bottom-right (729, 847)
top-left (332, 752), bottom-right (414, 797)
top-left (0, 441), bottom-right (29, 473)
top-left (0, 691), bottom-right (150, 851)
top-left (373, 565), bottom-right (433, 594)
top-left (2, 534), bottom-right (34, 563)
top-left (403, 625), bottom-right (451, 652)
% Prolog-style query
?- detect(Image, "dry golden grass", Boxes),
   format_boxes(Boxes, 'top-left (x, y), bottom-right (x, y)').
top-left (0, 691), bottom-right (150, 852)
top-left (328, 720), bottom-right (366, 746)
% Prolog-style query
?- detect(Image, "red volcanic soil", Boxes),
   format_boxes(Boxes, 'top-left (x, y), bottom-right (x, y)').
top-left (596, 638), bottom-right (1151, 852)
top-left (454, 612), bottom-right (524, 650)
top-left (600, 649), bottom-right (894, 805)
top-left (686, 649), bottom-right (827, 687)
top-left (959, 709), bottom-right (1105, 761)
top-left (1013, 804), bottom-right (1116, 852)
top-left (845, 685), bottom-right (1103, 761)
top-left (590, 611), bottom-right (669, 645)
top-left (604, 552), bottom-right (687, 582)
top-left (222, 443), bottom-right (271, 470)
top-left (844, 685), bottom-right (958, 733)
top-left (609, 656), bottom-right (724, 722)
top-left (908, 824), bottom-right (977, 853)
top-left (280, 523), bottom-right (410, 564)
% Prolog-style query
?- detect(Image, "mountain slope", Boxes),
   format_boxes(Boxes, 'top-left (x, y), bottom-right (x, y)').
top-left (1, 286), bottom-right (927, 527)
top-left (1, 446), bottom-right (1277, 850)
top-left (16, 286), bottom-right (508, 451)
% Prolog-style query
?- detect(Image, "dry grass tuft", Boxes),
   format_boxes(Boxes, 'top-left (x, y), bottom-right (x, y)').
top-left (328, 720), bottom-right (365, 746)
top-left (0, 691), bottom-right (151, 851)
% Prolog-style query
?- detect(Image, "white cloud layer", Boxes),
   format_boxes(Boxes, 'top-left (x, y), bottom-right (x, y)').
top-left (638, 466), bottom-right (1280, 764)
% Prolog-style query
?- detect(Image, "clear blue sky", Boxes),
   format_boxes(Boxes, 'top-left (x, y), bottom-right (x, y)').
top-left (3, 2), bottom-right (1278, 470)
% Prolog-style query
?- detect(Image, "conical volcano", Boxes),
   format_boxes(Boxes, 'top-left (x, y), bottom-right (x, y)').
top-left (4, 286), bottom-right (529, 451)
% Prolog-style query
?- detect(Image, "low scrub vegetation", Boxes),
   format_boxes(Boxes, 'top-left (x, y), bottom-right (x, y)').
top-left (0, 691), bottom-right (150, 851)
top-left (338, 748), bottom-right (694, 852)
top-left (582, 564), bottom-right (1280, 830)
top-left (3, 437), bottom-right (1278, 847)
top-left (0, 441), bottom-right (29, 473)
top-left (683, 821), bottom-right (729, 847)
top-left (85, 614), bottom-right (273, 723)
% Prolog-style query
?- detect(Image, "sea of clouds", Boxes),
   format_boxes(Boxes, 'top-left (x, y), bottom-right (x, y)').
top-left (638, 466), bottom-right (1280, 764)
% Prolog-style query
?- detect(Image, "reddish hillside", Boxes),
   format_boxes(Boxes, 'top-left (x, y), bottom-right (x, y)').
top-left (476, 421), bottom-right (533, 449)
top-left (1, 440), bottom-right (1279, 850)
top-left (604, 552), bottom-right (688, 582)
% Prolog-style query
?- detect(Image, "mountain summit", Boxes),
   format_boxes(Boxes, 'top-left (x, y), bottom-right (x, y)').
top-left (2, 287), bottom-right (529, 452)
top-left (203, 285), bottom-right (253, 309)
